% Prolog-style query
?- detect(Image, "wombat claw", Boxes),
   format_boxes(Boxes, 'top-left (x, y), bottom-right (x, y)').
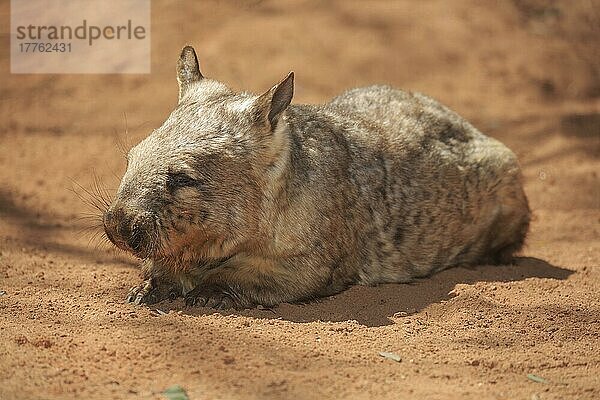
top-left (127, 278), bottom-right (160, 305)
top-left (184, 286), bottom-right (239, 310)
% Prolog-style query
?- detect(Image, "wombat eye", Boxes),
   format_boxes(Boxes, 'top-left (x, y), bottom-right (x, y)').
top-left (166, 172), bottom-right (198, 192)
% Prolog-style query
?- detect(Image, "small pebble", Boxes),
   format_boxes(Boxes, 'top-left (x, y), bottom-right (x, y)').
top-left (379, 351), bottom-right (402, 362)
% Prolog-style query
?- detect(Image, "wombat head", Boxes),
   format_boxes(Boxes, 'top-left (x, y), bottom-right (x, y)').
top-left (103, 46), bottom-right (294, 263)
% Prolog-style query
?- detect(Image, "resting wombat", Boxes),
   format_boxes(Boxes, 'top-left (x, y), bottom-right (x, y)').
top-left (103, 46), bottom-right (530, 309)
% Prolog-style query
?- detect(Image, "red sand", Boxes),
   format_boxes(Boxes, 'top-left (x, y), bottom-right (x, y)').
top-left (1, 1), bottom-right (599, 399)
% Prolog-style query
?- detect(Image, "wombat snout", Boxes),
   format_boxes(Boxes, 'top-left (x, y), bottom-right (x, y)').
top-left (103, 206), bottom-right (154, 255)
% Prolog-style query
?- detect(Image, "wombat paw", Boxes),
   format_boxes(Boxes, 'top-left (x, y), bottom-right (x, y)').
top-left (127, 279), bottom-right (178, 304)
top-left (127, 279), bottom-right (160, 304)
top-left (184, 285), bottom-right (242, 310)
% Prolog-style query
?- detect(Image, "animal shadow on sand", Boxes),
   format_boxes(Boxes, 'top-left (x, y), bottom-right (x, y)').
top-left (155, 257), bottom-right (573, 327)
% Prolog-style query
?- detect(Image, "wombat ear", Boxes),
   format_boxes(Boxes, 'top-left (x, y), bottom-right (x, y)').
top-left (257, 72), bottom-right (294, 129)
top-left (176, 45), bottom-right (203, 102)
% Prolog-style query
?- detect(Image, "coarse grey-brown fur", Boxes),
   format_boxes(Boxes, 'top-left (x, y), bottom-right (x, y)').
top-left (103, 46), bottom-right (530, 309)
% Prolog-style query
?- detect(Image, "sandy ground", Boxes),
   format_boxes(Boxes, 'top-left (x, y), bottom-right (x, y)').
top-left (1, 0), bottom-right (599, 399)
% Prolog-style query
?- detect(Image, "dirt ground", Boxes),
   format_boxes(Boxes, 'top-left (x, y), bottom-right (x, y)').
top-left (1, 1), bottom-right (599, 399)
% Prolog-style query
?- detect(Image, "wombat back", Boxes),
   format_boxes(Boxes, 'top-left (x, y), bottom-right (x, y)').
top-left (322, 85), bottom-right (530, 282)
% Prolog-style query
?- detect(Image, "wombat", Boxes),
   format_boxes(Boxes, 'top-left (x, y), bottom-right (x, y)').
top-left (103, 46), bottom-right (530, 309)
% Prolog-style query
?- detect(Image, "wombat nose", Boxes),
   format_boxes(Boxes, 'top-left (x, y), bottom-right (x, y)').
top-left (103, 208), bottom-right (122, 245)
top-left (103, 207), bottom-right (152, 254)
top-left (125, 217), bottom-right (146, 252)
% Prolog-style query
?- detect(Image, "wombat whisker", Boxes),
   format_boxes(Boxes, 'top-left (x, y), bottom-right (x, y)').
top-left (76, 216), bottom-right (103, 230)
top-left (76, 225), bottom-right (100, 237)
top-left (76, 213), bottom-right (103, 222)
top-left (82, 227), bottom-right (111, 251)
top-left (75, 211), bottom-right (104, 221)
top-left (72, 190), bottom-right (105, 223)
top-left (115, 113), bottom-right (130, 160)
top-left (91, 172), bottom-right (112, 208)
top-left (110, 170), bottom-right (123, 182)
top-left (86, 229), bottom-right (103, 245)
top-left (70, 175), bottom-right (115, 255)
top-left (69, 177), bottom-right (109, 210)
